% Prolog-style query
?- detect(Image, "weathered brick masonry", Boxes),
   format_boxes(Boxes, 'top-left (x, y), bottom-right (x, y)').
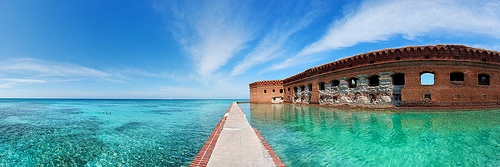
top-left (249, 45), bottom-right (500, 108)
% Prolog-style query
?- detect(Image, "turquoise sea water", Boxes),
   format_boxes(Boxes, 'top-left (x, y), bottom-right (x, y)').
top-left (0, 99), bottom-right (237, 166)
top-left (242, 103), bottom-right (500, 166)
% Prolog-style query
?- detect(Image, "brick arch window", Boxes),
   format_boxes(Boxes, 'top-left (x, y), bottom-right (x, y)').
top-left (331, 80), bottom-right (340, 87)
top-left (392, 73), bottom-right (405, 85)
top-left (348, 78), bottom-right (358, 88)
top-left (280, 89), bottom-right (283, 93)
top-left (308, 84), bottom-right (312, 91)
top-left (288, 87), bottom-right (291, 92)
top-left (272, 89), bottom-right (275, 93)
top-left (318, 82), bottom-right (325, 90)
top-left (300, 85), bottom-right (305, 92)
top-left (294, 87), bottom-right (298, 93)
top-left (450, 72), bottom-right (464, 81)
top-left (478, 74), bottom-right (490, 85)
top-left (420, 72), bottom-right (434, 85)
top-left (264, 90), bottom-right (267, 93)
top-left (368, 75), bottom-right (380, 86)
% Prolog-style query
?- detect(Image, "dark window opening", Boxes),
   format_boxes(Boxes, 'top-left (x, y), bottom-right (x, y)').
top-left (482, 58), bottom-right (487, 62)
top-left (348, 64), bottom-right (352, 67)
top-left (280, 89), bottom-right (283, 93)
top-left (370, 61), bottom-right (375, 64)
top-left (395, 57), bottom-right (401, 60)
top-left (454, 94), bottom-right (460, 99)
top-left (393, 94), bottom-right (402, 101)
top-left (420, 72), bottom-right (434, 85)
top-left (331, 80), bottom-right (340, 87)
top-left (294, 87), bottom-right (298, 93)
top-left (454, 56), bottom-right (460, 60)
top-left (478, 74), bottom-right (490, 85)
top-left (482, 94), bottom-right (487, 99)
top-left (264, 90), bottom-right (267, 94)
top-left (424, 93), bottom-right (431, 100)
top-left (392, 73), bottom-right (405, 85)
top-left (272, 89), bottom-right (275, 93)
top-left (368, 75), bottom-right (380, 86)
top-left (348, 78), bottom-right (358, 88)
top-left (318, 82), bottom-right (325, 90)
top-left (300, 85), bottom-right (305, 92)
top-left (450, 72), bottom-right (464, 81)
top-left (308, 84), bottom-right (312, 91)
top-left (425, 55), bottom-right (430, 59)
top-left (288, 88), bottom-right (291, 92)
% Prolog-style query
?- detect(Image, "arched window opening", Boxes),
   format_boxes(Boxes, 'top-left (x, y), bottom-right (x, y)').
top-left (294, 87), bottom-right (298, 93)
top-left (318, 82), bottom-right (325, 90)
top-left (478, 74), bottom-right (490, 85)
top-left (264, 90), bottom-right (267, 94)
top-left (331, 80), bottom-right (340, 87)
top-left (420, 72), bottom-right (434, 85)
top-left (392, 73), bottom-right (405, 85)
top-left (300, 85), bottom-right (305, 92)
top-left (424, 92), bottom-right (431, 100)
top-left (368, 75), bottom-right (380, 86)
top-left (272, 89), bottom-right (276, 93)
top-left (308, 84), bottom-right (312, 91)
top-left (288, 88), bottom-right (291, 92)
top-left (348, 78), bottom-right (358, 88)
top-left (450, 72), bottom-right (464, 81)
top-left (280, 89), bottom-right (283, 93)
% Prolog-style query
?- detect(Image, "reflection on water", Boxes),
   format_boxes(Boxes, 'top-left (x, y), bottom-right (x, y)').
top-left (249, 103), bottom-right (500, 166)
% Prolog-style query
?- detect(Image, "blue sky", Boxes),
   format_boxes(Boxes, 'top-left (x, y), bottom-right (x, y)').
top-left (1, 0), bottom-right (499, 99)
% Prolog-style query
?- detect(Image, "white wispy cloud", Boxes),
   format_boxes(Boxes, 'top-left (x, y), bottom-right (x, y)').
top-left (0, 58), bottom-right (111, 78)
top-left (157, 0), bottom-right (254, 76)
top-left (230, 3), bottom-right (323, 76)
top-left (0, 79), bottom-right (46, 88)
top-left (0, 58), bottom-right (123, 88)
top-left (266, 0), bottom-right (500, 72)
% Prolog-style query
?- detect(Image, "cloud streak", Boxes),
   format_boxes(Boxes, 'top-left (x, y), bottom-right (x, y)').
top-left (230, 1), bottom-right (324, 76)
top-left (266, 0), bottom-right (500, 72)
top-left (0, 79), bottom-right (46, 88)
top-left (0, 58), bottom-right (122, 88)
top-left (158, 0), bottom-right (254, 76)
top-left (0, 58), bottom-right (111, 78)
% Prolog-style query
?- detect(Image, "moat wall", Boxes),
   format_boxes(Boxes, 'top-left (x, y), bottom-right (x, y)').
top-left (249, 45), bottom-right (500, 108)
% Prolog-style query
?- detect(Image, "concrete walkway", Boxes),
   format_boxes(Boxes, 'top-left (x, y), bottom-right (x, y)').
top-left (206, 102), bottom-right (276, 167)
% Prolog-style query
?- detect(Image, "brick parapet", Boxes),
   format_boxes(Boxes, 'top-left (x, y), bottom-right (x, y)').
top-left (249, 80), bottom-right (283, 88)
top-left (282, 45), bottom-right (500, 85)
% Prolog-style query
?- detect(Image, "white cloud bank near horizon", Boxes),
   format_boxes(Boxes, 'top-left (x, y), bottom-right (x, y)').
top-left (265, 0), bottom-right (500, 72)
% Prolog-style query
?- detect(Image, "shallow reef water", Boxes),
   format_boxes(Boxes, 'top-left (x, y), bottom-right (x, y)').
top-left (241, 103), bottom-right (500, 166)
top-left (0, 99), bottom-right (235, 166)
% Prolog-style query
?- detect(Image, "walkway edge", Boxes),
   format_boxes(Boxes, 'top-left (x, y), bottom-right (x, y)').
top-left (253, 128), bottom-right (286, 167)
top-left (190, 103), bottom-right (234, 167)
top-left (190, 102), bottom-right (285, 167)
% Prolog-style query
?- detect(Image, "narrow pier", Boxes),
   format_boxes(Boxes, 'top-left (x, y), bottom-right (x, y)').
top-left (191, 102), bottom-right (284, 167)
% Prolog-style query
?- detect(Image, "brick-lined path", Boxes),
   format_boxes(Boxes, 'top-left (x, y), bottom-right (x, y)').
top-left (191, 102), bottom-right (285, 167)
